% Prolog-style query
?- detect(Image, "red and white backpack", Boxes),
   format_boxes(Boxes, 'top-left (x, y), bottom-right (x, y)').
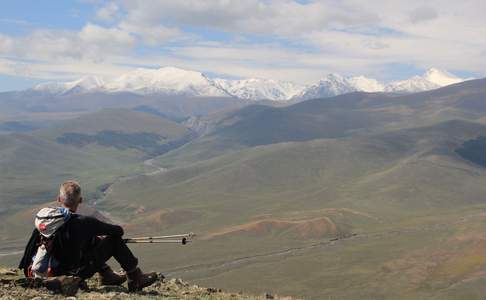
top-left (31, 207), bottom-right (71, 278)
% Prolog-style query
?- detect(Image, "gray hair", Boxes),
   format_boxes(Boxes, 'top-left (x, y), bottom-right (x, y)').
top-left (59, 180), bottom-right (81, 205)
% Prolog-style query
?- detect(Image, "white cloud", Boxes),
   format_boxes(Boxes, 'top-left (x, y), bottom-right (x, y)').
top-left (172, 45), bottom-right (297, 64)
top-left (118, 22), bottom-right (184, 46)
top-left (96, 2), bottom-right (120, 22)
top-left (119, 0), bottom-right (379, 35)
top-left (0, 34), bottom-right (13, 54)
top-left (0, 0), bottom-right (485, 84)
top-left (409, 6), bottom-right (438, 24)
top-left (2, 23), bottom-right (135, 63)
top-left (79, 23), bottom-right (135, 59)
top-left (99, 0), bottom-right (486, 79)
top-left (19, 30), bottom-right (84, 60)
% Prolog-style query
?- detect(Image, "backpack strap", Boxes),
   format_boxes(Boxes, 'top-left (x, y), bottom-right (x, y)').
top-left (35, 214), bottom-right (65, 220)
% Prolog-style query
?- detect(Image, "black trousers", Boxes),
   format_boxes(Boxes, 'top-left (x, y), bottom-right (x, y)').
top-left (74, 236), bottom-right (138, 279)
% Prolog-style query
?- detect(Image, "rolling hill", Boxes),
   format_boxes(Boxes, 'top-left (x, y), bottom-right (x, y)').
top-left (81, 117), bottom-right (486, 299)
top-left (0, 109), bottom-right (190, 220)
top-left (88, 79), bottom-right (486, 299)
top-left (0, 90), bottom-right (248, 132)
top-left (154, 78), bottom-right (486, 168)
top-left (2, 78), bottom-right (486, 298)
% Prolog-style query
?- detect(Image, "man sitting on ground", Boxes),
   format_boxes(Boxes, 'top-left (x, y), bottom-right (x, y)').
top-left (19, 180), bottom-right (157, 292)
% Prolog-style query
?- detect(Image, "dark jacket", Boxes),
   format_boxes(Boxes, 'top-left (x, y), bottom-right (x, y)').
top-left (18, 228), bottom-right (40, 276)
top-left (19, 214), bottom-right (123, 276)
top-left (59, 214), bottom-right (123, 272)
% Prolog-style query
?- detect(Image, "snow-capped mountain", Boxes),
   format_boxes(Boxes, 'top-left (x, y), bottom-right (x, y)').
top-left (423, 68), bottom-right (465, 86)
top-left (295, 74), bottom-right (386, 101)
top-left (33, 67), bottom-right (230, 97)
top-left (385, 68), bottom-right (466, 93)
top-left (349, 76), bottom-right (385, 92)
top-left (104, 67), bottom-right (228, 97)
top-left (296, 68), bottom-right (469, 100)
top-left (32, 67), bottom-right (305, 101)
top-left (33, 76), bottom-right (105, 95)
top-left (30, 67), bottom-right (471, 101)
top-left (214, 78), bottom-right (304, 101)
top-left (296, 74), bottom-right (356, 100)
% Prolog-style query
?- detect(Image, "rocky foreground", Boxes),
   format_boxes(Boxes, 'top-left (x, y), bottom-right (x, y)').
top-left (0, 268), bottom-right (293, 300)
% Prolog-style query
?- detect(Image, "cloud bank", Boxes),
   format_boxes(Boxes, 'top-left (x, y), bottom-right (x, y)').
top-left (0, 0), bottom-right (484, 84)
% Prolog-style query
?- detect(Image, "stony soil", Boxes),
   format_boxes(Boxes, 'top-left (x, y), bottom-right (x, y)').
top-left (0, 268), bottom-right (292, 300)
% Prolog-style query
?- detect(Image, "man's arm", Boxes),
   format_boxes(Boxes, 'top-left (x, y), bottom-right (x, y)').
top-left (77, 215), bottom-right (124, 237)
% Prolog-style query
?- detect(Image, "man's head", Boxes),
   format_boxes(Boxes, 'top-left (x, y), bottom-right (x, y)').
top-left (57, 180), bottom-right (82, 212)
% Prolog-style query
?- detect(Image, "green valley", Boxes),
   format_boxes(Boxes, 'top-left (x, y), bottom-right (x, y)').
top-left (2, 79), bottom-right (486, 299)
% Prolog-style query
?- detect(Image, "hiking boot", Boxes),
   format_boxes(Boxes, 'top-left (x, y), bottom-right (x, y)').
top-left (79, 279), bottom-right (89, 291)
top-left (43, 275), bottom-right (82, 296)
top-left (99, 266), bottom-right (127, 286)
top-left (126, 267), bottom-right (157, 292)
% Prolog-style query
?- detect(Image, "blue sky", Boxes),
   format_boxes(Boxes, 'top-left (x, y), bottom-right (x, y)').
top-left (0, 1), bottom-right (97, 35)
top-left (0, 0), bottom-right (484, 91)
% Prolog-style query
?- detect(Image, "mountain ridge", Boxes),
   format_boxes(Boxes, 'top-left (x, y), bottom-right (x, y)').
top-left (30, 66), bottom-right (472, 101)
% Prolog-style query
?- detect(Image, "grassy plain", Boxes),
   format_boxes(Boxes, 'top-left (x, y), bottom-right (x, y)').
top-left (87, 118), bottom-right (486, 299)
top-left (0, 109), bottom-right (190, 239)
top-left (3, 80), bottom-right (486, 299)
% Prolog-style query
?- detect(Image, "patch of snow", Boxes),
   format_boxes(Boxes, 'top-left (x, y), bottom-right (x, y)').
top-left (385, 68), bottom-right (470, 93)
top-left (29, 66), bottom-right (472, 100)
top-left (214, 78), bottom-right (305, 101)
top-left (104, 67), bottom-right (228, 97)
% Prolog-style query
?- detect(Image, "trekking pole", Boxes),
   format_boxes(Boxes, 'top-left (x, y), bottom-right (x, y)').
top-left (123, 232), bottom-right (195, 245)
top-left (125, 239), bottom-right (189, 244)
top-left (126, 233), bottom-right (195, 240)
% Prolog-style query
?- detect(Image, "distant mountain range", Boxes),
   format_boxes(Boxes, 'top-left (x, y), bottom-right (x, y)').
top-left (31, 66), bottom-right (471, 101)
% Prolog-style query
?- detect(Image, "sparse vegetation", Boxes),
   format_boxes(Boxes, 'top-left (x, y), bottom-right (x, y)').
top-left (3, 80), bottom-right (486, 299)
top-left (456, 136), bottom-right (486, 167)
top-left (56, 131), bottom-right (166, 154)
top-left (0, 268), bottom-right (291, 299)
